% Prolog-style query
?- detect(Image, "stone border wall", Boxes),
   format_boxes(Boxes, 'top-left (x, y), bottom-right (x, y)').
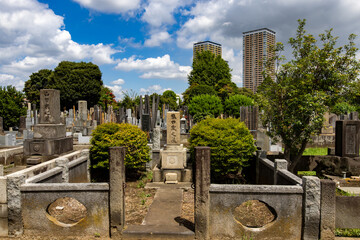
top-left (20, 183), bottom-right (109, 237)
top-left (209, 184), bottom-right (303, 239)
top-left (336, 196), bottom-right (360, 229)
top-left (0, 149), bottom-right (89, 237)
top-left (0, 147), bottom-right (23, 165)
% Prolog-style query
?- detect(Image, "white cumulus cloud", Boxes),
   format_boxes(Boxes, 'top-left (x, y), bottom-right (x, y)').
top-left (144, 31), bottom-right (172, 47)
top-left (0, 0), bottom-right (118, 89)
top-left (139, 84), bottom-right (171, 94)
top-left (73, 0), bottom-right (140, 14)
top-left (112, 78), bottom-right (125, 85)
top-left (115, 54), bottom-right (191, 80)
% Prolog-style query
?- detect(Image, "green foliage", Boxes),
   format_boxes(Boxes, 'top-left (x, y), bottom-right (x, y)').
top-left (90, 123), bottom-right (150, 181)
top-left (189, 118), bottom-right (256, 181)
top-left (23, 69), bottom-right (52, 108)
top-left (184, 51), bottom-right (237, 104)
top-left (160, 90), bottom-right (178, 110)
top-left (24, 61), bottom-right (103, 110)
top-left (224, 95), bottom-right (254, 117)
top-left (119, 90), bottom-right (139, 111)
top-left (335, 228), bottom-right (360, 237)
top-left (182, 84), bottom-right (217, 104)
top-left (297, 171), bottom-right (316, 176)
top-left (257, 19), bottom-right (360, 172)
top-left (0, 86), bottom-right (26, 130)
top-left (188, 94), bottom-right (223, 123)
top-left (302, 147), bottom-right (327, 156)
top-left (331, 102), bottom-right (356, 115)
top-left (48, 61), bottom-right (103, 109)
top-left (98, 86), bottom-right (116, 112)
top-left (238, 87), bottom-right (255, 99)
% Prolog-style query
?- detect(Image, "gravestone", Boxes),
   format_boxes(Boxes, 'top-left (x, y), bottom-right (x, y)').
top-left (78, 100), bottom-right (87, 121)
top-left (19, 116), bottom-right (26, 133)
top-left (32, 103), bottom-right (37, 125)
top-left (24, 89), bottom-right (73, 162)
top-left (335, 120), bottom-right (360, 157)
top-left (159, 112), bottom-right (188, 183)
top-left (142, 114), bottom-right (150, 132)
top-left (126, 109), bottom-right (132, 124)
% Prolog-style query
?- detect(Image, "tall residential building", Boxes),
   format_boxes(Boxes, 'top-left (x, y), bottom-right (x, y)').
top-left (193, 41), bottom-right (222, 58)
top-left (243, 28), bottom-right (276, 93)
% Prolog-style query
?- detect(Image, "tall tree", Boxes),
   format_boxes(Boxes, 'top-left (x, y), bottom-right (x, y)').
top-left (160, 90), bottom-right (178, 110)
top-left (257, 19), bottom-right (360, 172)
top-left (23, 69), bottom-right (52, 108)
top-left (98, 86), bottom-right (116, 112)
top-left (0, 86), bottom-right (26, 130)
top-left (184, 51), bottom-right (237, 104)
top-left (48, 61), bottom-right (103, 109)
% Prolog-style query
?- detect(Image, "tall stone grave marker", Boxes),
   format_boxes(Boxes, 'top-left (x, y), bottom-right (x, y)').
top-left (335, 120), bottom-right (360, 157)
top-left (0, 116), bottom-right (3, 134)
top-left (78, 100), bottom-right (87, 121)
top-left (24, 89), bottom-right (73, 161)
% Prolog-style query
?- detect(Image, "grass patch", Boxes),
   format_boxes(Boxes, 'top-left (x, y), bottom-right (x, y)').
top-left (302, 147), bottom-right (327, 156)
top-left (297, 171), bottom-right (316, 177)
top-left (335, 228), bottom-right (360, 237)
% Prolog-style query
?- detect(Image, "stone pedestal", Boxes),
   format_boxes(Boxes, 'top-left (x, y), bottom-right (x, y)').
top-left (155, 112), bottom-right (192, 183)
top-left (23, 89), bottom-right (73, 163)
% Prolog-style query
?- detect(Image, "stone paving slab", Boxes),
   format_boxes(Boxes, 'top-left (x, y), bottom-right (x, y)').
top-left (143, 188), bottom-right (183, 226)
top-left (145, 182), bottom-right (192, 190)
top-left (338, 187), bottom-right (360, 195)
top-left (122, 225), bottom-right (194, 239)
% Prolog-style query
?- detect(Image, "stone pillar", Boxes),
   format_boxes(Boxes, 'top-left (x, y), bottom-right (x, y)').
top-left (320, 179), bottom-right (336, 240)
top-left (81, 149), bottom-right (91, 182)
top-left (256, 150), bottom-right (266, 184)
top-left (109, 147), bottom-right (126, 231)
top-left (0, 117), bottom-right (3, 133)
top-left (7, 174), bottom-right (26, 236)
top-left (274, 159), bottom-right (288, 185)
top-left (153, 126), bottom-right (161, 150)
top-left (195, 147), bottom-right (210, 240)
top-left (0, 165), bottom-right (3, 176)
top-left (56, 158), bottom-right (69, 183)
top-left (39, 89), bottom-right (61, 124)
top-left (302, 176), bottom-right (321, 240)
top-left (78, 100), bottom-right (87, 121)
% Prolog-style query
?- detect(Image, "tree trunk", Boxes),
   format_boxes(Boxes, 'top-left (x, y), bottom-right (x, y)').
top-left (288, 140), bottom-right (308, 173)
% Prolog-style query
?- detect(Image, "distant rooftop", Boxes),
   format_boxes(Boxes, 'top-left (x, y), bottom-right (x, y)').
top-left (193, 41), bottom-right (221, 46)
top-left (243, 28), bottom-right (276, 35)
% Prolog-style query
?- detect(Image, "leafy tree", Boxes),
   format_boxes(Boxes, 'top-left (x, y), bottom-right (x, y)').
top-left (119, 90), bottom-right (139, 111)
top-left (330, 102), bottom-right (356, 116)
top-left (23, 69), bottom-right (52, 108)
top-left (90, 123), bottom-right (150, 181)
top-left (98, 86), bottom-right (116, 112)
top-left (238, 87), bottom-right (255, 99)
top-left (224, 95), bottom-right (254, 118)
top-left (188, 94), bottom-right (223, 123)
top-left (184, 51), bottom-right (237, 103)
top-left (160, 90), bottom-right (178, 110)
top-left (257, 19), bottom-right (360, 172)
top-left (183, 84), bottom-right (217, 104)
top-left (0, 86), bottom-right (26, 130)
top-left (189, 118), bottom-right (256, 182)
top-left (47, 61), bottom-right (103, 109)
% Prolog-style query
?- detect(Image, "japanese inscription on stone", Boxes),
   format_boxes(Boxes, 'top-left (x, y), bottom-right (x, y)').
top-left (166, 111), bottom-right (180, 145)
top-left (39, 89), bottom-right (60, 124)
top-left (345, 125), bottom-right (356, 155)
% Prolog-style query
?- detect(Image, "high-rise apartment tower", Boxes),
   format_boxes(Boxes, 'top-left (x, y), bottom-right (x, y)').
top-left (243, 28), bottom-right (276, 93)
top-left (193, 41), bottom-right (222, 58)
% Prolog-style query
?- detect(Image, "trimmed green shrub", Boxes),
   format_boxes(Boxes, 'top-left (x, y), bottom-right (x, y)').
top-left (90, 123), bottom-right (150, 181)
top-left (188, 94), bottom-right (223, 123)
top-left (189, 118), bottom-right (256, 182)
top-left (224, 94), bottom-right (254, 117)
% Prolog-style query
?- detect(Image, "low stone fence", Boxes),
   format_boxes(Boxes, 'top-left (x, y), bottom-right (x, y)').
top-left (336, 196), bottom-right (360, 229)
top-left (209, 184), bottom-right (303, 239)
top-left (0, 149), bottom-right (90, 237)
top-left (0, 146), bottom-right (23, 165)
top-left (20, 183), bottom-right (109, 237)
top-left (194, 148), bottom-right (335, 240)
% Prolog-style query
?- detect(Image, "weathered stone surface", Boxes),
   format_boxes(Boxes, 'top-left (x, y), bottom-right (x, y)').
top-left (109, 147), bottom-right (126, 229)
top-left (0, 217), bottom-right (8, 237)
top-left (56, 158), bottom-right (69, 183)
top-left (165, 173), bottom-right (178, 184)
top-left (153, 126), bottom-right (161, 150)
top-left (39, 89), bottom-right (61, 124)
top-left (320, 179), bottom-right (335, 240)
top-left (336, 196), bottom-right (360, 229)
top-left (161, 148), bottom-right (187, 169)
top-left (33, 124), bottom-right (66, 139)
top-left (0, 204), bottom-right (7, 218)
top-left (209, 184), bottom-right (303, 240)
top-left (335, 120), bottom-right (360, 157)
top-left (78, 100), bottom-right (87, 121)
top-left (195, 147), bottom-right (210, 240)
top-left (302, 176), bottom-right (321, 240)
top-left (0, 117), bottom-right (3, 134)
top-left (166, 112), bottom-right (180, 145)
top-left (7, 174), bottom-right (26, 236)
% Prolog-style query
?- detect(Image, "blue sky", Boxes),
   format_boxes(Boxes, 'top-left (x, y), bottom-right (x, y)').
top-left (1, 0), bottom-right (360, 100)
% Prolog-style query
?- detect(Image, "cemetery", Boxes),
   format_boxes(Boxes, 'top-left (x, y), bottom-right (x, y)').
top-left (0, 87), bottom-right (359, 240)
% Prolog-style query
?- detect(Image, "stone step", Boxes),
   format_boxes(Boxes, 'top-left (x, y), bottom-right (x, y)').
top-left (122, 224), bottom-right (194, 239)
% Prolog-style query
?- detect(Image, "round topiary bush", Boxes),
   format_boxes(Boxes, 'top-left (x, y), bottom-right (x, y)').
top-left (90, 123), bottom-right (150, 181)
top-left (224, 94), bottom-right (254, 118)
top-left (189, 118), bottom-right (256, 182)
top-left (188, 94), bottom-right (223, 123)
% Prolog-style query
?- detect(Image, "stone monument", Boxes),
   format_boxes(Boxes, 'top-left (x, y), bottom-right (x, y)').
top-left (24, 89), bottom-right (73, 163)
top-left (155, 111), bottom-right (190, 183)
top-left (335, 120), bottom-right (360, 157)
top-left (0, 117), bottom-right (3, 134)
